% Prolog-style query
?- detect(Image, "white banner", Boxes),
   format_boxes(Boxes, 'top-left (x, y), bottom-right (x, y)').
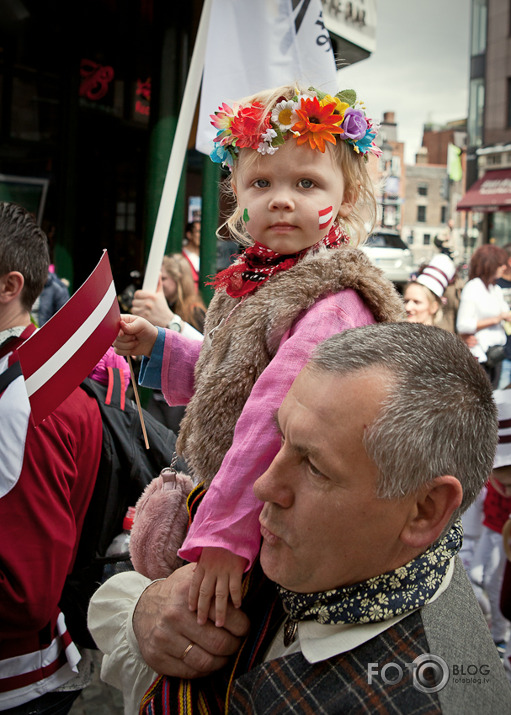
top-left (196, 0), bottom-right (339, 155)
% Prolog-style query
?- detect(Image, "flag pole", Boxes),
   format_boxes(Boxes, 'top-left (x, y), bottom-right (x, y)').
top-left (142, 0), bottom-right (213, 292)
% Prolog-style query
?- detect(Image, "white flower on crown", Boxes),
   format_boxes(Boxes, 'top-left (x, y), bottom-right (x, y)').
top-left (257, 127), bottom-right (278, 155)
top-left (271, 100), bottom-right (299, 132)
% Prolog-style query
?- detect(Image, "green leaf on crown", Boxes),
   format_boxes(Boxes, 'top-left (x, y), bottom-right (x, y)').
top-left (337, 89), bottom-right (357, 106)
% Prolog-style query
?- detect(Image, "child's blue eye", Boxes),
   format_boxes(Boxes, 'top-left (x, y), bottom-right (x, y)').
top-left (254, 179), bottom-right (270, 188)
top-left (299, 179), bottom-right (314, 189)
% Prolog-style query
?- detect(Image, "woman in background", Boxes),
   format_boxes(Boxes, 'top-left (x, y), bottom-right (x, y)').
top-left (404, 253), bottom-right (455, 327)
top-left (131, 254), bottom-right (206, 433)
top-left (457, 244), bottom-right (511, 387)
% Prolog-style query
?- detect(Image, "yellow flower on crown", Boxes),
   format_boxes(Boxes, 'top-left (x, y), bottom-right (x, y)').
top-left (320, 94), bottom-right (350, 118)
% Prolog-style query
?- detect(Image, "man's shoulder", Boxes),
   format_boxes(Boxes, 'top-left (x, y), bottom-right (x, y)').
top-left (420, 557), bottom-right (511, 712)
top-left (230, 561), bottom-right (511, 714)
top-left (49, 384), bottom-right (102, 433)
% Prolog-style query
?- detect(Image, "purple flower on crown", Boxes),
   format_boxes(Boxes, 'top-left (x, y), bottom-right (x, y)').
top-left (342, 108), bottom-right (368, 141)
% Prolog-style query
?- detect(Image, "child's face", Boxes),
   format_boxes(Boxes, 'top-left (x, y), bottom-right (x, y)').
top-left (490, 466), bottom-right (511, 498)
top-left (232, 140), bottom-right (353, 255)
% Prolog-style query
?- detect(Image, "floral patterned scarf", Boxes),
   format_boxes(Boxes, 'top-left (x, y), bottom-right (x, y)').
top-left (278, 520), bottom-right (463, 646)
top-left (208, 222), bottom-right (350, 298)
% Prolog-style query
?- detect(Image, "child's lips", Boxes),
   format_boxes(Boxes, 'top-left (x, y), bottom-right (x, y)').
top-left (269, 223), bottom-right (296, 232)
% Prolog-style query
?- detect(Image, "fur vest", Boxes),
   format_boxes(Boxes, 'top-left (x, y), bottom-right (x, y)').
top-left (176, 246), bottom-right (405, 486)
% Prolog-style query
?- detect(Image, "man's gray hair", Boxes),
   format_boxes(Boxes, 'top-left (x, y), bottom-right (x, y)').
top-left (310, 323), bottom-right (497, 523)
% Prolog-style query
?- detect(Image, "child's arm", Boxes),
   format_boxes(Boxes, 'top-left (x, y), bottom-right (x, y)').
top-left (114, 314), bottom-right (158, 357)
top-left (188, 547), bottom-right (248, 627)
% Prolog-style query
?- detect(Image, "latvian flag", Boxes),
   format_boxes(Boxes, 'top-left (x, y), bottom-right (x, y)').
top-left (318, 206), bottom-right (334, 231)
top-left (18, 251), bottom-right (120, 426)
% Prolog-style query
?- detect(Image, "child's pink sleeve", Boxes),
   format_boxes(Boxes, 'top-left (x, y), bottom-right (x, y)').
top-left (160, 330), bottom-right (202, 406)
top-left (178, 289), bottom-right (376, 569)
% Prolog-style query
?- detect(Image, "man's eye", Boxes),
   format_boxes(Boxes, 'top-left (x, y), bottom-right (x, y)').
top-left (298, 179), bottom-right (314, 189)
top-left (307, 458), bottom-right (324, 478)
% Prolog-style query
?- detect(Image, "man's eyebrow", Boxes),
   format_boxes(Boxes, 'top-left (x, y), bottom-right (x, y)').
top-left (272, 411), bottom-right (282, 435)
top-left (271, 409), bottom-right (320, 460)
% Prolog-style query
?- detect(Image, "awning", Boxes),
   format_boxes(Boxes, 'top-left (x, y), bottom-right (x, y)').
top-left (457, 169), bottom-right (511, 212)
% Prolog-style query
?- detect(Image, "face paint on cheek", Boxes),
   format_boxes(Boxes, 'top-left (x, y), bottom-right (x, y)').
top-left (243, 208), bottom-right (250, 223)
top-left (318, 206), bottom-right (333, 230)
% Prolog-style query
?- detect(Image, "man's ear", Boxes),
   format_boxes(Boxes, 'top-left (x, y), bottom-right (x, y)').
top-left (400, 476), bottom-right (463, 550)
top-left (0, 271), bottom-right (24, 304)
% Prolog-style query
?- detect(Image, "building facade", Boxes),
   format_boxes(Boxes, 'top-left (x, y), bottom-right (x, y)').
top-left (458, 0), bottom-right (511, 245)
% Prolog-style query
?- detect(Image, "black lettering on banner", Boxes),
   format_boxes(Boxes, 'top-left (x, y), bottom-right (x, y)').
top-left (293, 0), bottom-right (311, 34)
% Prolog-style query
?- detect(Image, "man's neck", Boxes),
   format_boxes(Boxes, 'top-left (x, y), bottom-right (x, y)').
top-left (501, 269), bottom-right (511, 282)
top-left (185, 244), bottom-right (200, 256)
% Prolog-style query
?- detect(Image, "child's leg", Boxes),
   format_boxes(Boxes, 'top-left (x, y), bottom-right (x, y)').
top-left (483, 530), bottom-right (511, 645)
top-left (460, 490), bottom-right (485, 573)
top-left (470, 526), bottom-right (493, 619)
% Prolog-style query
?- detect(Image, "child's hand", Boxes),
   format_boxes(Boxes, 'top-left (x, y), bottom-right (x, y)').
top-left (188, 547), bottom-right (248, 628)
top-left (113, 314), bottom-right (158, 357)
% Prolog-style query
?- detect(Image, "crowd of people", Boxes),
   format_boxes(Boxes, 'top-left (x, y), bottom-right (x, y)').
top-left (2, 79), bottom-right (511, 715)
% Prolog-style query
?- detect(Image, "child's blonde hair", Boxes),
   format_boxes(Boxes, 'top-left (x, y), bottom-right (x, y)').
top-left (217, 83), bottom-right (377, 247)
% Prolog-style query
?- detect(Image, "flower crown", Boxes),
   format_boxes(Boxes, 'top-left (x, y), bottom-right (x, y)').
top-left (210, 87), bottom-right (381, 169)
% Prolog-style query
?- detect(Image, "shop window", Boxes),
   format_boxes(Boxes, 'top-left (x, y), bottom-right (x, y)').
top-left (116, 202), bottom-right (136, 232)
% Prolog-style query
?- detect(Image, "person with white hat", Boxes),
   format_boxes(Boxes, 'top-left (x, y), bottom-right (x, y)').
top-left (403, 253), bottom-right (456, 327)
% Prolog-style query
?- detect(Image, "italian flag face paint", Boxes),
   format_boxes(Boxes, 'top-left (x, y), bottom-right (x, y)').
top-left (243, 208), bottom-right (250, 223)
top-left (318, 206), bottom-right (333, 230)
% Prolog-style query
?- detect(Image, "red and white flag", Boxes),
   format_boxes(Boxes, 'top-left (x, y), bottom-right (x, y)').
top-left (18, 251), bottom-right (120, 425)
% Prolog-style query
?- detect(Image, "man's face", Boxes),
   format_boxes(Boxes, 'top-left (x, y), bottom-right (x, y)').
top-left (187, 222), bottom-right (201, 249)
top-left (254, 367), bottom-right (418, 593)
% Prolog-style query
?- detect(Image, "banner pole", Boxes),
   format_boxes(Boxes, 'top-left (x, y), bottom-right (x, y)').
top-left (142, 0), bottom-right (213, 291)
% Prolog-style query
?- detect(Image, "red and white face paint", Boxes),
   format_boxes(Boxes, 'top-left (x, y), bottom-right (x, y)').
top-left (318, 206), bottom-right (333, 231)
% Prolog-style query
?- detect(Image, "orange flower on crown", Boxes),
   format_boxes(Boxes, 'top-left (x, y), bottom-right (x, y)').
top-left (291, 95), bottom-right (344, 152)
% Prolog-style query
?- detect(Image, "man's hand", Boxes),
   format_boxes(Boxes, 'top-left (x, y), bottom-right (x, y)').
top-left (133, 563), bottom-right (250, 678)
top-left (113, 314), bottom-right (158, 357)
top-left (131, 279), bottom-right (174, 328)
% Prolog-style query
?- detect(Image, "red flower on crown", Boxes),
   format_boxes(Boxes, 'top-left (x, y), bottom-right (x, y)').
top-left (230, 102), bottom-right (271, 149)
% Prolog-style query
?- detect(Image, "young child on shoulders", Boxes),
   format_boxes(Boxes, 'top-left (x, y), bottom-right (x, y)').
top-left (114, 82), bottom-right (405, 629)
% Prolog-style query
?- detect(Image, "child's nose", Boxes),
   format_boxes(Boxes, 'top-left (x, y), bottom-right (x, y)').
top-left (269, 191), bottom-right (294, 211)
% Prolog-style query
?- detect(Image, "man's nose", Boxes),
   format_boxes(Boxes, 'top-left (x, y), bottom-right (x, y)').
top-left (254, 447), bottom-right (294, 508)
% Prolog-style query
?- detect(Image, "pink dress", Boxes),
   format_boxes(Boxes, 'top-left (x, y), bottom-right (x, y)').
top-left (158, 289), bottom-right (376, 570)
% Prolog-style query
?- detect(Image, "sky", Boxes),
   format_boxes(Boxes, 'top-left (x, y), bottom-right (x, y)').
top-left (337, 0), bottom-right (472, 164)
